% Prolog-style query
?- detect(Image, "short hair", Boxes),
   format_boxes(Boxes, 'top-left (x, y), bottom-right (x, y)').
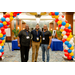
top-left (36, 24), bottom-right (39, 26)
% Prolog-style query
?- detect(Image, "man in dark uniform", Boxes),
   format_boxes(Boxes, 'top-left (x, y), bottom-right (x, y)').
top-left (17, 25), bottom-right (31, 62)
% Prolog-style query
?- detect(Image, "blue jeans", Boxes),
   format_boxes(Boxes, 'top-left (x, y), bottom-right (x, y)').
top-left (41, 44), bottom-right (50, 62)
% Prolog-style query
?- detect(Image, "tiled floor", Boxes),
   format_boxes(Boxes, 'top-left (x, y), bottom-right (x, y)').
top-left (0, 42), bottom-right (75, 62)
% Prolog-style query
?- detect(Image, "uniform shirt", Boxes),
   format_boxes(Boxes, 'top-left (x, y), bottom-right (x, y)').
top-left (31, 30), bottom-right (42, 42)
top-left (41, 31), bottom-right (51, 44)
top-left (18, 30), bottom-right (31, 46)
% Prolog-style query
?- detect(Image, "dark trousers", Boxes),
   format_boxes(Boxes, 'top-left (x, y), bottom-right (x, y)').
top-left (20, 46), bottom-right (29, 62)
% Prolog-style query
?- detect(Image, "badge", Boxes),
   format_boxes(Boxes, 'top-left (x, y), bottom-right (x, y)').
top-left (37, 37), bottom-right (39, 41)
top-left (26, 36), bottom-right (30, 39)
top-left (43, 37), bottom-right (45, 40)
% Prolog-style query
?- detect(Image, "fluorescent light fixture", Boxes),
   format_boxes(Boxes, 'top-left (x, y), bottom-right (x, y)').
top-left (36, 18), bottom-right (40, 24)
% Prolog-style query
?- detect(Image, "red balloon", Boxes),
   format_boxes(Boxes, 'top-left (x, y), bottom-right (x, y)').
top-left (64, 28), bottom-right (69, 32)
top-left (65, 20), bottom-right (68, 23)
top-left (1, 27), bottom-right (5, 31)
top-left (58, 24), bottom-right (62, 27)
top-left (6, 13), bottom-right (10, 18)
top-left (66, 32), bottom-right (70, 36)
top-left (62, 39), bottom-right (66, 42)
top-left (0, 55), bottom-right (2, 58)
top-left (51, 12), bottom-right (55, 15)
top-left (4, 25), bottom-right (8, 29)
top-left (3, 15), bottom-right (7, 18)
top-left (13, 13), bottom-right (17, 17)
top-left (55, 19), bottom-right (59, 22)
top-left (0, 40), bottom-right (2, 44)
top-left (18, 12), bottom-right (22, 14)
top-left (2, 31), bottom-right (6, 35)
top-left (2, 52), bottom-right (4, 55)
top-left (64, 52), bottom-right (69, 57)
top-left (62, 15), bottom-right (64, 18)
top-left (67, 55), bottom-right (72, 60)
top-left (64, 49), bottom-right (68, 52)
top-left (7, 21), bottom-right (10, 25)
top-left (0, 21), bottom-right (3, 23)
top-left (68, 29), bottom-right (72, 33)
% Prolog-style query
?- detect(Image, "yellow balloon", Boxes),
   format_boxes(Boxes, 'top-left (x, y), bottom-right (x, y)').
top-left (69, 35), bottom-right (73, 38)
top-left (65, 23), bottom-right (69, 27)
top-left (55, 15), bottom-right (59, 19)
top-left (0, 33), bottom-right (3, 38)
top-left (49, 12), bottom-right (51, 15)
top-left (3, 21), bottom-right (7, 25)
top-left (0, 43), bottom-right (4, 46)
top-left (69, 52), bottom-right (74, 56)
top-left (61, 34), bottom-right (64, 36)
top-left (10, 17), bottom-right (13, 21)
top-left (10, 12), bottom-right (13, 17)
top-left (67, 37), bottom-right (70, 41)
top-left (2, 40), bottom-right (5, 43)
top-left (60, 29), bottom-right (64, 32)
top-left (70, 46), bottom-right (74, 50)
top-left (52, 15), bottom-right (55, 18)
top-left (57, 20), bottom-right (62, 25)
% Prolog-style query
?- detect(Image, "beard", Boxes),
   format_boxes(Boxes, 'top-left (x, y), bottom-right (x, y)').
top-left (36, 28), bottom-right (39, 30)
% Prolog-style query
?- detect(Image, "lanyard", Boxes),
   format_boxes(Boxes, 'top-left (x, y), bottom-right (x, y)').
top-left (25, 30), bottom-right (28, 36)
top-left (36, 31), bottom-right (39, 37)
top-left (43, 31), bottom-right (47, 37)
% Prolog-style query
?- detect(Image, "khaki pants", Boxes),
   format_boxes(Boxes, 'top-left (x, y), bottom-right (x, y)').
top-left (32, 41), bottom-right (40, 62)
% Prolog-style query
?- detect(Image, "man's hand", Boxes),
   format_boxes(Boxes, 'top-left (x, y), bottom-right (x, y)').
top-left (18, 43), bottom-right (20, 47)
top-left (47, 45), bottom-right (50, 50)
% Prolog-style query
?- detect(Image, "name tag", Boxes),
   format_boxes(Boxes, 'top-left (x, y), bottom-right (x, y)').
top-left (26, 36), bottom-right (30, 39)
top-left (37, 37), bottom-right (39, 41)
top-left (43, 37), bottom-right (45, 40)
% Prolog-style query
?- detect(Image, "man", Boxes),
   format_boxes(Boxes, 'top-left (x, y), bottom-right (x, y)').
top-left (41, 25), bottom-right (52, 62)
top-left (31, 24), bottom-right (42, 62)
top-left (17, 25), bottom-right (31, 62)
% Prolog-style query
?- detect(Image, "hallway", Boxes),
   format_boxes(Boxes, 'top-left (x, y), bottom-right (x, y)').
top-left (0, 42), bottom-right (75, 62)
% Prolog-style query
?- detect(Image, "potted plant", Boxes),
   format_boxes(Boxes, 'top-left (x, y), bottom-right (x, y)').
top-left (56, 30), bottom-right (62, 40)
top-left (12, 29), bottom-right (19, 40)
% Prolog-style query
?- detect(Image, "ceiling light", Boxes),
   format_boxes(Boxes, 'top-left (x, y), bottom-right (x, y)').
top-left (36, 17), bottom-right (40, 24)
top-left (37, 12), bottom-right (41, 15)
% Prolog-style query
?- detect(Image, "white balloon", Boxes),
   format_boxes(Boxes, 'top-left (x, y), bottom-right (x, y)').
top-left (71, 38), bottom-right (74, 41)
top-left (0, 52), bottom-right (2, 56)
top-left (72, 49), bottom-right (74, 52)
top-left (72, 43), bottom-right (74, 46)
top-left (62, 18), bottom-right (65, 21)
top-left (59, 16), bottom-right (62, 20)
top-left (6, 18), bottom-right (10, 22)
top-left (69, 40), bottom-right (73, 44)
top-left (59, 12), bottom-right (63, 16)
top-left (61, 26), bottom-right (65, 29)
top-left (0, 46), bottom-right (2, 50)
top-left (62, 31), bottom-right (66, 35)
top-left (63, 35), bottom-right (67, 39)
top-left (65, 46), bottom-right (69, 50)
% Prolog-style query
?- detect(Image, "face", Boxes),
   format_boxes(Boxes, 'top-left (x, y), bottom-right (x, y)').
top-left (25, 25), bottom-right (29, 31)
top-left (43, 25), bottom-right (47, 30)
top-left (35, 25), bottom-right (39, 30)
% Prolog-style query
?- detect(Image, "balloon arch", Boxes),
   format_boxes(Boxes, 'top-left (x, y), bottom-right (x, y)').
top-left (0, 12), bottom-right (74, 60)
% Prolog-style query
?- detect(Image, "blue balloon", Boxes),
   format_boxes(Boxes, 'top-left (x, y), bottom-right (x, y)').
top-left (55, 12), bottom-right (59, 15)
top-left (62, 21), bottom-right (66, 26)
top-left (72, 56), bottom-right (74, 59)
top-left (0, 48), bottom-right (4, 52)
top-left (68, 26), bottom-right (71, 29)
top-left (2, 46), bottom-right (4, 48)
top-left (3, 34), bottom-right (6, 37)
top-left (68, 49), bottom-right (72, 53)
top-left (0, 37), bottom-right (5, 40)
top-left (0, 23), bottom-right (3, 28)
top-left (1, 17), bottom-right (6, 21)
top-left (17, 13), bottom-right (19, 15)
top-left (67, 44), bottom-right (72, 48)
top-left (13, 16), bottom-right (15, 18)
top-left (65, 41), bottom-right (69, 45)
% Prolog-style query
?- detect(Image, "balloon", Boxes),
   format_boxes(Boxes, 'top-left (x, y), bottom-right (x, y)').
top-left (69, 52), bottom-right (74, 56)
top-left (67, 55), bottom-right (72, 60)
top-left (65, 20), bottom-right (68, 23)
top-left (0, 23), bottom-right (3, 28)
top-left (55, 15), bottom-right (59, 19)
top-left (2, 46), bottom-right (4, 48)
top-left (60, 29), bottom-right (64, 32)
top-left (3, 34), bottom-right (6, 37)
top-left (10, 17), bottom-right (13, 21)
top-left (67, 44), bottom-right (72, 48)
top-left (7, 21), bottom-right (10, 25)
top-left (62, 21), bottom-right (66, 26)
top-left (2, 31), bottom-right (6, 35)
top-left (4, 25), bottom-right (8, 29)
top-left (13, 13), bottom-right (17, 17)
top-left (58, 24), bottom-right (62, 27)
top-left (59, 12), bottom-right (63, 16)
top-left (66, 32), bottom-right (70, 36)
top-left (2, 40), bottom-right (5, 43)
top-left (2, 52), bottom-right (4, 55)
top-left (0, 52), bottom-right (2, 56)
top-left (63, 35), bottom-right (67, 39)
top-left (1, 17), bottom-right (6, 21)
top-left (65, 23), bottom-right (69, 27)
top-left (52, 15), bottom-right (55, 18)
top-left (17, 13), bottom-right (19, 15)
top-left (10, 13), bottom-right (13, 17)
top-left (51, 12), bottom-right (55, 15)
top-left (62, 31), bottom-right (66, 35)
top-left (1, 27), bottom-right (5, 31)
top-left (65, 41), bottom-right (69, 45)
top-left (63, 43), bottom-right (67, 47)
top-left (5, 13), bottom-right (10, 18)
top-left (6, 18), bottom-right (10, 22)
top-left (0, 37), bottom-right (4, 40)
top-left (70, 46), bottom-right (74, 50)
top-left (61, 26), bottom-right (65, 29)
top-left (0, 46), bottom-right (2, 49)
top-left (62, 18), bottom-right (65, 21)
top-left (68, 49), bottom-right (72, 53)
top-left (59, 16), bottom-right (62, 20)
top-left (72, 56), bottom-right (74, 59)
top-left (57, 20), bottom-right (62, 25)
top-left (64, 27), bottom-right (69, 32)
top-left (68, 29), bottom-right (72, 33)
top-left (67, 37), bottom-right (70, 41)
top-left (68, 26), bottom-right (71, 29)
top-left (0, 43), bottom-right (4, 46)
top-left (0, 48), bottom-right (4, 52)
top-left (62, 39), bottom-right (66, 42)
top-left (55, 19), bottom-right (59, 22)
top-left (55, 12), bottom-right (59, 15)
top-left (3, 21), bottom-right (7, 25)
top-left (64, 49), bottom-right (68, 52)
top-left (3, 15), bottom-right (7, 18)
top-left (69, 40), bottom-right (73, 44)
top-left (62, 15), bottom-right (64, 18)
top-left (0, 40), bottom-right (2, 44)
top-left (0, 55), bottom-right (2, 58)
top-left (61, 34), bottom-right (64, 36)
top-left (72, 49), bottom-right (74, 52)
top-left (72, 43), bottom-right (74, 46)
top-left (0, 33), bottom-right (3, 38)
top-left (64, 52), bottom-right (69, 56)
top-left (64, 46), bottom-right (69, 50)
top-left (69, 35), bottom-right (73, 38)
top-left (0, 21), bottom-right (3, 23)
